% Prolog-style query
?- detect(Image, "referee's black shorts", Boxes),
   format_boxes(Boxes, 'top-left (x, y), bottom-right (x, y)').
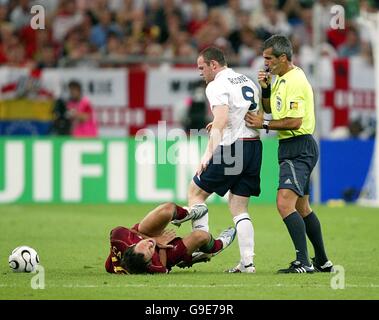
top-left (193, 138), bottom-right (262, 197)
top-left (278, 134), bottom-right (319, 197)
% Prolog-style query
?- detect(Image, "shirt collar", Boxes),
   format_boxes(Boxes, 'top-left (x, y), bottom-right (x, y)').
top-left (215, 67), bottom-right (230, 80)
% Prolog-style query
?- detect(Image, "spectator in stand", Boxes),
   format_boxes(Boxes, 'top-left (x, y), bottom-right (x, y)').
top-left (90, 10), bottom-right (122, 49)
top-left (78, 10), bottom-right (97, 43)
top-left (87, 0), bottom-right (111, 19)
top-left (291, 3), bottom-right (313, 46)
top-left (278, 0), bottom-right (302, 26)
top-left (52, 0), bottom-right (83, 43)
top-left (221, 0), bottom-right (242, 33)
top-left (6, 42), bottom-right (28, 67)
top-left (9, 0), bottom-right (30, 31)
top-left (238, 27), bottom-right (261, 66)
top-left (228, 10), bottom-right (252, 54)
top-left (116, 4), bottom-right (142, 38)
top-left (338, 26), bottom-right (361, 57)
top-left (164, 13), bottom-right (187, 53)
top-left (0, 23), bottom-right (33, 67)
top-left (143, 42), bottom-right (169, 69)
top-left (182, 0), bottom-right (208, 36)
top-left (251, 0), bottom-right (292, 38)
top-left (0, 23), bottom-right (15, 64)
top-left (122, 36), bottom-right (144, 57)
top-left (0, 3), bottom-right (8, 27)
top-left (149, 0), bottom-right (184, 44)
top-left (175, 42), bottom-right (198, 68)
top-left (66, 80), bottom-right (98, 137)
top-left (61, 27), bottom-right (98, 67)
top-left (102, 31), bottom-right (124, 58)
top-left (195, 7), bottom-right (229, 50)
top-left (36, 44), bottom-right (58, 68)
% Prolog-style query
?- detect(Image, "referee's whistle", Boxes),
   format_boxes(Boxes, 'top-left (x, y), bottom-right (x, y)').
top-left (264, 66), bottom-right (270, 82)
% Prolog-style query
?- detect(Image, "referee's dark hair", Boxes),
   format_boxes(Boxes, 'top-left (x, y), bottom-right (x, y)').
top-left (263, 35), bottom-right (293, 62)
top-left (199, 46), bottom-right (227, 66)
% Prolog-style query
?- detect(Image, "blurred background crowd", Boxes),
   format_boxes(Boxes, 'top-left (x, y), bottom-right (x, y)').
top-left (0, 0), bottom-right (378, 69)
top-left (0, 0), bottom-right (378, 140)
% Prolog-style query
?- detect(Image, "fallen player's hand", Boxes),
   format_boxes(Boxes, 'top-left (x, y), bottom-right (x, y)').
top-left (155, 229), bottom-right (177, 248)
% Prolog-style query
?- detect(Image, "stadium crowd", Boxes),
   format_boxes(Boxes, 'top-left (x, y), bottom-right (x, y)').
top-left (0, 0), bottom-right (378, 69)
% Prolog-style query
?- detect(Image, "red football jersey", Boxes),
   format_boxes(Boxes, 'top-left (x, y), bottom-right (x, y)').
top-left (105, 225), bottom-right (167, 274)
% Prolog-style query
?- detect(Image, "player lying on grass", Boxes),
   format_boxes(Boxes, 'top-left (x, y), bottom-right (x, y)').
top-left (105, 202), bottom-right (236, 274)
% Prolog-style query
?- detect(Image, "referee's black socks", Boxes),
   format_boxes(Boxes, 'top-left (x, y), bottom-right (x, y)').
top-left (283, 211), bottom-right (310, 266)
top-left (303, 211), bottom-right (328, 265)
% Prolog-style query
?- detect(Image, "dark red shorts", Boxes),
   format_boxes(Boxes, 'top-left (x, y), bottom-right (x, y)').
top-left (165, 238), bottom-right (191, 268)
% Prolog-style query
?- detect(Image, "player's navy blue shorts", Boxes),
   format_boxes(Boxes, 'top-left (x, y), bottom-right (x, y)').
top-left (193, 138), bottom-right (262, 197)
top-left (278, 134), bottom-right (319, 197)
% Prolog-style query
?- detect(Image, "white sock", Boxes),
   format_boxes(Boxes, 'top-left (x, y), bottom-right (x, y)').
top-left (192, 212), bottom-right (209, 232)
top-left (233, 213), bottom-right (255, 267)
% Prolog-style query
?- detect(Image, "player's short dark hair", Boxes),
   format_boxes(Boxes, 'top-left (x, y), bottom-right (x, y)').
top-left (263, 35), bottom-right (293, 61)
top-left (199, 47), bottom-right (227, 66)
top-left (68, 80), bottom-right (82, 91)
top-left (120, 245), bottom-right (150, 274)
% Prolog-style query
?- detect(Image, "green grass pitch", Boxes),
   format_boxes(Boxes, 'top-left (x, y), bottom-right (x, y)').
top-left (0, 203), bottom-right (378, 300)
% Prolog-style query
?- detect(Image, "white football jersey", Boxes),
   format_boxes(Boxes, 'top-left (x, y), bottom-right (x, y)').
top-left (206, 68), bottom-right (260, 146)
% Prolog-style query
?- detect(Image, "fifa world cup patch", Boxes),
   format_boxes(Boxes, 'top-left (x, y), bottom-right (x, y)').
top-left (290, 101), bottom-right (299, 110)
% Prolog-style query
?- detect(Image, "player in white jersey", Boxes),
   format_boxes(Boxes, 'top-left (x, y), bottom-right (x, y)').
top-left (205, 67), bottom-right (261, 145)
top-left (171, 47), bottom-right (263, 273)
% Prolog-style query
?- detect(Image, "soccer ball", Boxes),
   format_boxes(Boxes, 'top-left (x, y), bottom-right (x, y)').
top-left (8, 246), bottom-right (40, 272)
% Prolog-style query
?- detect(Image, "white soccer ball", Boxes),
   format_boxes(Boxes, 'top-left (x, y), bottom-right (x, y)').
top-left (8, 246), bottom-right (40, 273)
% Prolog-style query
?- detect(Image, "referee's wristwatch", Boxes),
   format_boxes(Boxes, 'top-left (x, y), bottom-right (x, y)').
top-left (262, 119), bottom-right (270, 133)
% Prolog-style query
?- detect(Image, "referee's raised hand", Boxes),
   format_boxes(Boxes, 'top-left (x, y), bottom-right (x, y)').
top-left (258, 69), bottom-right (271, 88)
